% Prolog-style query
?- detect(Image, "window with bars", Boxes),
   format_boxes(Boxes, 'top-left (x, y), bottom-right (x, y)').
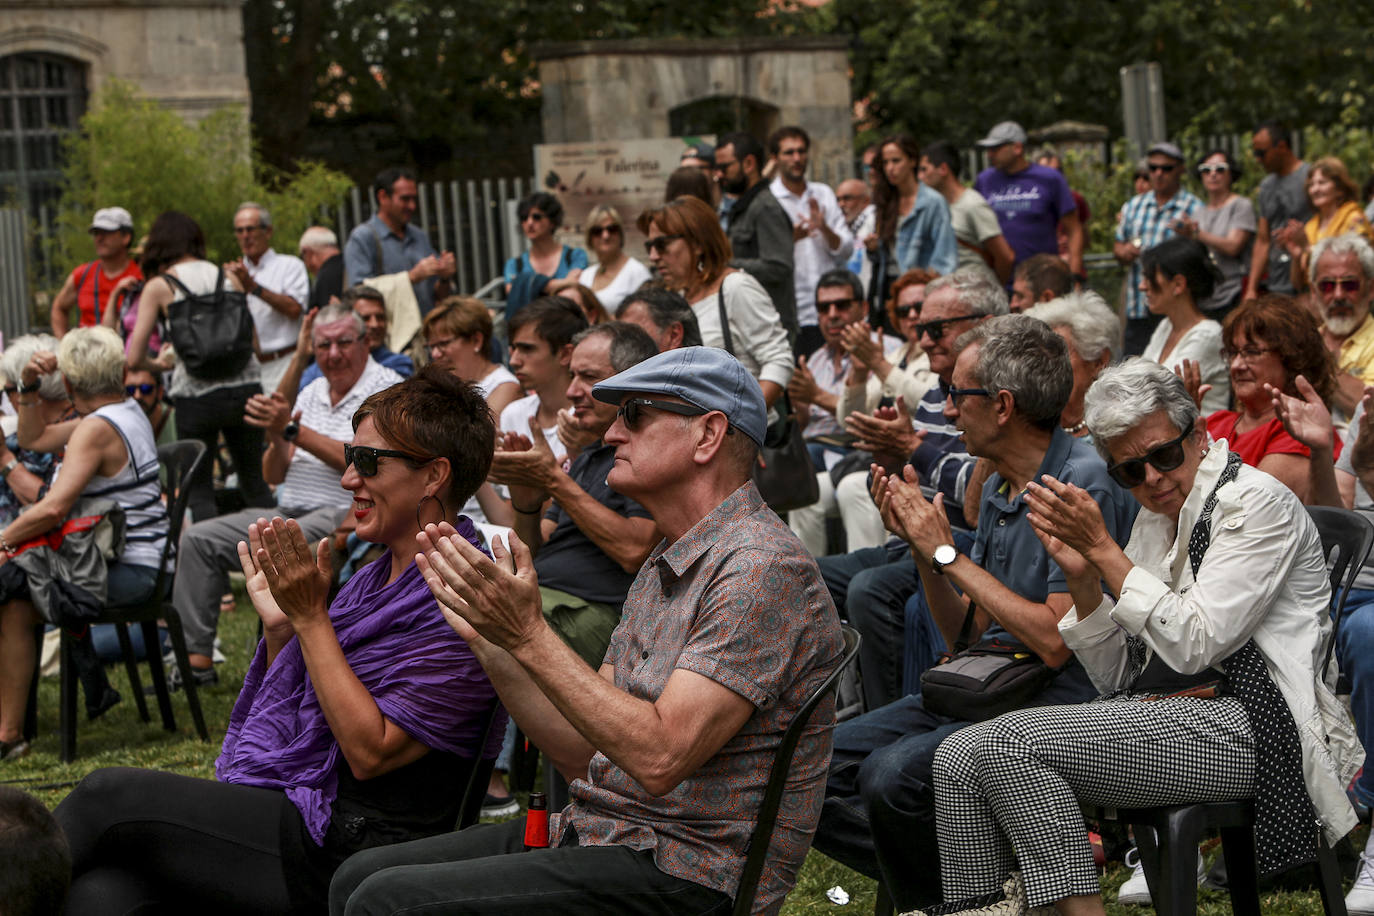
top-left (0, 52), bottom-right (87, 212)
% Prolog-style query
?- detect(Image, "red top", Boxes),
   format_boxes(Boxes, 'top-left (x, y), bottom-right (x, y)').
top-left (68, 259), bottom-right (142, 327)
top-left (1207, 411), bottom-right (1342, 466)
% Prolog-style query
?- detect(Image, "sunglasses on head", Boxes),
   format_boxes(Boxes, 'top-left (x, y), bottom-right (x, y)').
top-left (643, 234), bottom-right (685, 256)
top-left (617, 397), bottom-right (720, 431)
top-left (343, 443), bottom-right (428, 477)
top-left (1317, 277), bottom-right (1362, 296)
top-left (589, 225), bottom-right (621, 239)
top-left (125, 383), bottom-right (155, 396)
top-left (914, 314), bottom-right (975, 341)
top-left (1106, 428), bottom-right (1191, 489)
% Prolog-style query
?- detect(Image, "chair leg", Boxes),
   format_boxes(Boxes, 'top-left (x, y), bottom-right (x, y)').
top-left (23, 623), bottom-right (42, 741)
top-left (162, 613), bottom-right (208, 741)
top-left (140, 620), bottom-right (176, 732)
top-left (1217, 823), bottom-right (1261, 916)
top-left (1316, 833), bottom-right (1350, 916)
top-left (115, 623), bottom-right (151, 723)
top-left (872, 880), bottom-right (894, 916)
top-left (1132, 811), bottom-right (1204, 916)
top-left (59, 629), bottom-right (78, 763)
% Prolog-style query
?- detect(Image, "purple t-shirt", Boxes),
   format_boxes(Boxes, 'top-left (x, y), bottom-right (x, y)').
top-left (974, 163), bottom-right (1076, 265)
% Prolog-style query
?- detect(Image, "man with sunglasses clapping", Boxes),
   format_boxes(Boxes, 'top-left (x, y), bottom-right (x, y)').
top-left (1311, 234), bottom-right (1374, 421)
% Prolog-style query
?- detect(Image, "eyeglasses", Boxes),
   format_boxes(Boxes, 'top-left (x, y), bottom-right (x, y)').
top-left (1146, 162), bottom-right (1177, 173)
top-left (1220, 345), bottom-right (1276, 363)
top-left (894, 302), bottom-right (923, 319)
top-left (521, 212), bottom-right (548, 223)
top-left (233, 225), bottom-right (266, 235)
top-left (343, 443), bottom-right (428, 477)
top-left (426, 337), bottom-right (458, 353)
top-left (125, 383), bottom-right (156, 396)
top-left (314, 336), bottom-right (358, 353)
top-left (1106, 428), bottom-right (1191, 489)
top-left (817, 298), bottom-right (860, 314)
top-left (589, 225), bottom-right (620, 239)
top-left (1252, 146), bottom-right (1272, 160)
top-left (1197, 164), bottom-right (1230, 175)
top-left (944, 385), bottom-right (989, 407)
top-left (644, 234), bottom-right (685, 256)
top-left (914, 314), bottom-right (975, 341)
top-left (616, 397), bottom-right (712, 431)
top-left (1317, 277), bottom-right (1363, 296)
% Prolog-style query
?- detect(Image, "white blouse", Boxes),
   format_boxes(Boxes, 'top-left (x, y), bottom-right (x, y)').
top-left (689, 271), bottom-right (794, 391)
top-left (1142, 317), bottom-right (1231, 414)
top-left (584, 257), bottom-right (653, 315)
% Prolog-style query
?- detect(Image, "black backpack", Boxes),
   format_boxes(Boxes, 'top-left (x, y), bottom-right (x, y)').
top-left (161, 268), bottom-right (255, 381)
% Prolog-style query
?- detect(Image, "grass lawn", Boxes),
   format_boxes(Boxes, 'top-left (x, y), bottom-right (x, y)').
top-left (2, 584), bottom-right (1351, 915)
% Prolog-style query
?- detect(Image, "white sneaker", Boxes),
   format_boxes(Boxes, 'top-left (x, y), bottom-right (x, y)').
top-left (1346, 853), bottom-right (1374, 916)
top-left (1116, 846), bottom-right (1206, 905)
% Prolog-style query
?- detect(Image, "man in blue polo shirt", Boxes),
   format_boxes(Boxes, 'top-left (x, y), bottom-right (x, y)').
top-left (344, 167), bottom-right (455, 314)
top-left (811, 315), bottom-right (1137, 912)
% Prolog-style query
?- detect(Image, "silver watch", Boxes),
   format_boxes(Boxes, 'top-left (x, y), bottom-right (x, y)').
top-left (930, 543), bottom-right (958, 575)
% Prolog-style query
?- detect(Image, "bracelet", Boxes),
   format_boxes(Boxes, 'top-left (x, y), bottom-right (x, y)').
top-left (512, 500), bottom-right (544, 514)
top-left (1, 535), bottom-right (14, 556)
top-left (17, 380), bottom-right (40, 394)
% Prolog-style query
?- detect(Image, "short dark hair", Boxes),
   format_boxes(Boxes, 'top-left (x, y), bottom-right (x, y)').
top-left (507, 296), bottom-right (588, 352)
top-left (372, 167), bottom-right (417, 205)
top-left (141, 211), bottom-right (205, 276)
top-left (1195, 148), bottom-right (1242, 183)
top-left (1256, 120), bottom-right (1293, 149)
top-left (615, 287), bottom-right (703, 348)
top-left (0, 786), bottom-right (71, 916)
top-left (664, 166), bottom-right (714, 206)
top-left (353, 364), bottom-right (495, 511)
top-left (517, 191), bottom-right (564, 229)
top-left (718, 132), bottom-right (766, 174)
top-left (767, 125), bottom-right (810, 156)
top-left (1014, 253), bottom-right (1074, 301)
top-left (341, 285), bottom-right (385, 309)
top-left (921, 140), bottom-right (962, 179)
top-left (816, 268), bottom-right (863, 303)
top-left (1140, 236), bottom-right (1218, 305)
top-left (572, 321), bottom-right (659, 373)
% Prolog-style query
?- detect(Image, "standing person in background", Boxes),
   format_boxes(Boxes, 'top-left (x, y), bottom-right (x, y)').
top-left (226, 202), bottom-right (308, 395)
top-left (1114, 142), bottom-right (1203, 356)
top-left (769, 126), bottom-right (855, 355)
top-left (502, 191), bottom-right (587, 320)
top-left (1034, 145), bottom-right (1092, 267)
top-left (51, 207), bottom-right (142, 337)
top-left (1246, 121), bottom-right (1312, 300)
top-left (299, 226), bottom-right (345, 311)
top-left (345, 167), bottom-right (455, 315)
top-left (920, 140), bottom-right (1014, 283)
top-left (715, 131), bottom-right (799, 339)
top-left (974, 121), bottom-right (1084, 282)
top-left (837, 177), bottom-right (877, 296)
top-left (578, 205), bottom-right (651, 315)
top-left (867, 134), bottom-right (958, 325)
top-left (1174, 149), bottom-right (1255, 318)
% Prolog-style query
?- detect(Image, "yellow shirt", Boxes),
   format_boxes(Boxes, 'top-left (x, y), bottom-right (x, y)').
top-left (1337, 313), bottom-right (1374, 381)
top-left (1304, 200), bottom-right (1374, 246)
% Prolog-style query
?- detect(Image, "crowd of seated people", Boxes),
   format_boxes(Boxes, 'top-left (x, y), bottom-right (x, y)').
top-left (10, 116), bottom-right (1374, 916)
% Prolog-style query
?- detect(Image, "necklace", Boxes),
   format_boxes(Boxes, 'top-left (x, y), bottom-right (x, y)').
top-left (1062, 419), bottom-right (1088, 435)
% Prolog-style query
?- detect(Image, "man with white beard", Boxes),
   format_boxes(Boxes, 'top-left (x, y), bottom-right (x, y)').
top-left (1313, 234), bottom-right (1374, 421)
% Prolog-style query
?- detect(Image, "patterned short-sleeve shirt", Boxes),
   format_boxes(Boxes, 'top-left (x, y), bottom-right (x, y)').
top-left (552, 482), bottom-right (844, 914)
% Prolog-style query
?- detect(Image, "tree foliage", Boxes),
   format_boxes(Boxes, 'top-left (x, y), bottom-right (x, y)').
top-left (51, 80), bottom-right (353, 271)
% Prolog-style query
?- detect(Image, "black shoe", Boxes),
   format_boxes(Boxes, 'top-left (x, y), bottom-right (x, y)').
top-left (145, 663), bottom-right (218, 695)
top-left (86, 687), bottom-right (122, 720)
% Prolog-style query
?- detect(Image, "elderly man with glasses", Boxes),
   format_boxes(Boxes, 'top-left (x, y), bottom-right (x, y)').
top-left (1114, 142), bottom-right (1205, 356)
top-left (226, 201), bottom-right (309, 393)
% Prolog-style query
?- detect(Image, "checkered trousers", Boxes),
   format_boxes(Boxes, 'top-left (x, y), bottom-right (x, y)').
top-left (932, 695), bottom-right (1254, 908)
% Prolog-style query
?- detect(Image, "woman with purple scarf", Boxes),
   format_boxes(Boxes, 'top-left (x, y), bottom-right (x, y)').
top-left (56, 366), bottom-right (506, 914)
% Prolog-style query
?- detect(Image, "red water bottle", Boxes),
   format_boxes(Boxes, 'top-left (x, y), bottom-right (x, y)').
top-left (524, 791), bottom-right (549, 850)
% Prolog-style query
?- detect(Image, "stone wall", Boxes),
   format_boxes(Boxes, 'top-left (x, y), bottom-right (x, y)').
top-left (0, 0), bottom-right (250, 121)
top-left (535, 37), bottom-right (854, 181)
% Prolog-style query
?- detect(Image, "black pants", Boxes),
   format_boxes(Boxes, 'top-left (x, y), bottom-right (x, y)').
top-left (330, 819), bottom-right (731, 916)
top-left (55, 767), bottom-right (297, 914)
top-left (174, 382), bottom-right (274, 522)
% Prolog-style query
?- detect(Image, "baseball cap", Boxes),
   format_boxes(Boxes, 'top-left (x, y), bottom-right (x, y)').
top-left (90, 207), bottom-right (133, 233)
top-left (681, 142), bottom-right (715, 163)
top-left (592, 347), bottom-right (766, 448)
top-left (1146, 141), bottom-right (1185, 162)
top-left (976, 121), bottom-right (1027, 149)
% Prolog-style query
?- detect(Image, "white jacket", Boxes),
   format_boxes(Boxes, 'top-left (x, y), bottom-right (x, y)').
top-left (1060, 442), bottom-right (1362, 844)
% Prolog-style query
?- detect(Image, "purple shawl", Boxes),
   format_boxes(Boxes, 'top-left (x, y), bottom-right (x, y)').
top-left (216, 518), bottom-right (506, 844)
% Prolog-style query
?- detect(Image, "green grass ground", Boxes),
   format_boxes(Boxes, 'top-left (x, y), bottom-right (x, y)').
top-left (1, 586), bottom-right (1346, 914)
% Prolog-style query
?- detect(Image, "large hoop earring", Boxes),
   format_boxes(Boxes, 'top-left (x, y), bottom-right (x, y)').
top-left (415, 493), bottom-right (449, 531)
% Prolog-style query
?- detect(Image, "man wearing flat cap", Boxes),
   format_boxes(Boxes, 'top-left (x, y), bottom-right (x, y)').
top-left (50, 207), bottom-right (142, 337)
top-left (1114, 141), bottom-right (1204, 354)
top-left (333, 347), bottom-right (845, 915)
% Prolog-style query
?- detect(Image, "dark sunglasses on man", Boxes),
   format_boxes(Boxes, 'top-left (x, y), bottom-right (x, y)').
top-left (615, 398), bottom-right (738, 437)
top-left (126, 383), bottom-right (156, 396)
top-left (1106, 428), bottom-right (1190, 489)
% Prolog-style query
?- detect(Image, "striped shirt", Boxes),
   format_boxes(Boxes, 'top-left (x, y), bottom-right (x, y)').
top-left (1115, 189), bottom-right (1204, 319)
top-left (908, 383), bottom-right (976, 513)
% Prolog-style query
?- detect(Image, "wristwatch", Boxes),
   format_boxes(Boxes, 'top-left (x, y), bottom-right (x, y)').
top-left (17, 379), bottom-right (40, 394)
top-left (930, 543), bottom-right (959, 575)
top-left (281, 421), bottom-right (300, 442)
top-left (0, 459), bottom-right (17, 480)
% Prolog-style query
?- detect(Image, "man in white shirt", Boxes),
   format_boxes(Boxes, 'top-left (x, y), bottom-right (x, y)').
top-left (919, 141), bottom-right (1014, 284)
top-left (225, 202), bottom-right (309, 393)
top-left (168, 304), bottom-right (403, 687)
top-left (769, 126), bottom-right (854, 355)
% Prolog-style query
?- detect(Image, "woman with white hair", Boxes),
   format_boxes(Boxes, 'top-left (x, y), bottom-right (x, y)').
top-left (1025, 290), bottom-right (1120, 439)
top-left (0, 335), bottom-right (69, 527)
top-left (0, 327), bottom-right (169, 761)
top-left (925, 358), bottom-right (1359, 915)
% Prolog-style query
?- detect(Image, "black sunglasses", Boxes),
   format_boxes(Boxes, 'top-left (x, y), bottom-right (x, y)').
top-left (126, 383), bottom-right (155, 396)
top-left (914, 314), bottom-right (975, 341)
top-left (643, 234), bottom-right (685, 256)
top-left (589, 225), bottom-right (621, 239)
top-left (894, 302), bottom-right (923, 319)
top-left (617, 397), bottom-right (719, 431)
top-left (944, 385), bottom-right (990, 407)
top-left (817, 297), bottom-right (860, 314)
top-left (1106, 428), bottom-right (1191, 489)
top-left (343, 443), bottom-right (429, 477)
top-left (1147, 162), bottom-right (1177, 173)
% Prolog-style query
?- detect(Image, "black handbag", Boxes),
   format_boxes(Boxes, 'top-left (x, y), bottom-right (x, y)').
top-left (920, 601), bottom-right (1059, 722)
top-left (715, 285), bottom-right (819, 513)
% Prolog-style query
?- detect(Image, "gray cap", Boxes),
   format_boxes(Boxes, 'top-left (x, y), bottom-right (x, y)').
top-left (681, 142), bottom-right (715, 162)
top-left (592, 347), bottom-right (766, 447)
top-left (89, 207), bottom-right (133, 232)
top-left (976, 121), bottom-right (1027, 149)
top-left (1146, 141), bottom-right (1185, 162)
